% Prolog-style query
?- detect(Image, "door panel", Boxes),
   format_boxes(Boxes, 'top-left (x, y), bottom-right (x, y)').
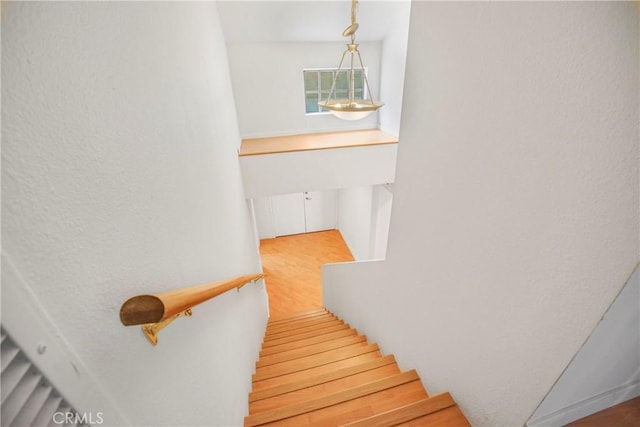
top-left (253, 197), bottom-right (276, 239)
top-left (304, 190), bottom-right (338, 233)
top-left (272, 193), bottom-right (306, 236)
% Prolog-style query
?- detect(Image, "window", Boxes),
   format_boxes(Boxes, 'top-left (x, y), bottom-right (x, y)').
top-left (303, 68), bottom-right (366, 114)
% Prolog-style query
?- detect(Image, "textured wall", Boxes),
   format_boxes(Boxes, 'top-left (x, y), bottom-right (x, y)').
top-left (528, 265), bottom-right (640, 425)
top-left (325, 2), bottom-right (639, 426)
top-left (338, 186), bottom-right (373, 261)
top-left (2, 2), bottom-right (268, 425)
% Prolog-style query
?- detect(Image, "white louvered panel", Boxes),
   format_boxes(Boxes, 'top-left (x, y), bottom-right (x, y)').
top-left (1, 368), bottom-right (42, 425)
top-left (32, 395), bottom-right (63, 427)
top-left (1, 341), bottom-right (20, 373)
top-left (12, 383), bottom-right (52, 426)
top-left (1, 356), bottom-right (30, 403)
top-left (0, 328), bottom-right (85, 427)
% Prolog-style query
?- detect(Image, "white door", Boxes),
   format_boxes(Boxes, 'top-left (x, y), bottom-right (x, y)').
top-left (271, 193), bottom-right (306, 236)
top-left (304, 190), bottom-right (338, 233)
top-left (253, 196), bottom-right (276, 239)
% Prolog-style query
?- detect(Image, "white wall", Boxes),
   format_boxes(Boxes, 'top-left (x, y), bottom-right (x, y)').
top-left (325, 2), bottom-right (639, 426)
top-left (370, 185), bottom-right (394, 260)
top-left (2, 2), bottom-right (268, 426)
top-left (527, 265), bottom-right (640, 426)
top-left (337, 185), bottom-right (394, 261)
top-left (240, 143), bottom-right (397, 198)
top-left (227, 42), bottom-right (381, 138)
top-left (338, 186), bottom-right (373, 261)
top-left (378, 1), bottom-right (411, 135)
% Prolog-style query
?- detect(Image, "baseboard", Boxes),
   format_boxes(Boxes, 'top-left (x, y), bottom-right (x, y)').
top-left (526, 380), bottom-right (640, 427)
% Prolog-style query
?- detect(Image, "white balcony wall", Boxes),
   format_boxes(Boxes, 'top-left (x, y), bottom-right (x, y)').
top-left (240, 144), bottom-right (397, 199)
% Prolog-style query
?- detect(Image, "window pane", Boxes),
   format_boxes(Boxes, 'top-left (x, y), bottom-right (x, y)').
top-left (305, 93), bottom-right (319, 113)
top-left (335, 90), bottom-right (348, 100)
top-left (304, 71), bottom-right (318, 91)
top-left (335, 71), bottom-right (348, 91)
top-left (320, 71), bottom-right (334, 90)
top-left (354, 89), bottom-right (363, 99)
top-left (354, 69), bottom-right (363, 89)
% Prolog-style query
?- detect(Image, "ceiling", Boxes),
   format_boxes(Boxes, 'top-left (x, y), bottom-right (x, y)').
top-left (217, 1), bottom-right (410, 43)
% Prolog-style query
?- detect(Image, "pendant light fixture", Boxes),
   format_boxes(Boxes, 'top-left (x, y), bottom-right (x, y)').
top-left (318, 0), bottom-right (383, 120)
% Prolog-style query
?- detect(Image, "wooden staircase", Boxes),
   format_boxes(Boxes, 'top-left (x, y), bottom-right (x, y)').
top-left (245, 308), bottom-right (470, 426)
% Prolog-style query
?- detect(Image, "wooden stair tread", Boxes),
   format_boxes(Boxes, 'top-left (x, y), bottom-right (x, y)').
top-left (250, 354), bottom-right (398, 403)
top-left (341, 392), bottom-right (463, 427)
top-left (244, 370), bottom-right (422, 427)
top-left (268, 308), bottom-right (327, 324)
top-left (264, 319), bottom-right (344, 342)
top-left (253, 343), bottom-right (378, 382)
top-left (250, 364), bottom-right (402, 414)
top-left (261, 323), bottom-right (351, 348)
top-left (260, 329), bottom-right (358, 357)
top-left (265, 314), bottom-right (337, 335)
top-left (257, 335), bottom-right (368, 368)
top-left (251, 352), bottom-right (383, 392)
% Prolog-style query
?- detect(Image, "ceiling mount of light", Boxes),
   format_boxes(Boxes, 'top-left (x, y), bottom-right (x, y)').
top-left (318, 0), bottom-right (384, 121)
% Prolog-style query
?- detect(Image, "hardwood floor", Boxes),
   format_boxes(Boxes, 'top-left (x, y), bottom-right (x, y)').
top-left (566, 397), bottom-right (640, 427)
top-left (259, 230), bottom-right (354, 318)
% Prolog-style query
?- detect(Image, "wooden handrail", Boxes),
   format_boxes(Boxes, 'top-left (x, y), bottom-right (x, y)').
top-left (120, 273), bottom-right (265, 326)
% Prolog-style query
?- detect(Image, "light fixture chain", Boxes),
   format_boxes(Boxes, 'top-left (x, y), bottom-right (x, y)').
top-left (350, 0), bottom-right (358, 43)
top-left (351, 0), bottom-right (358, 26)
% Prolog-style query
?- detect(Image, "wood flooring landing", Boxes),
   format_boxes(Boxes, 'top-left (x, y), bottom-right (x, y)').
top-left (259, 230), bottom-right (355, 318)
top-left (566, 396), bottom-right (640, 427)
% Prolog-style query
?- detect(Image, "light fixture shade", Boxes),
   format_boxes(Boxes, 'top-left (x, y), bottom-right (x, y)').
top-left (318, 100), bottom-right (384, 120)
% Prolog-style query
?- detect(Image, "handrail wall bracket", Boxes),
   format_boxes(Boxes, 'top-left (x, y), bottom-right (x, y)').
top-left (142, 309), bottom-right (192, 346)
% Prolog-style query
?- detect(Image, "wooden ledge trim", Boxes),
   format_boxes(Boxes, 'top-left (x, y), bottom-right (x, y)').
top-left (239, 129), bottom-right (398, 157)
